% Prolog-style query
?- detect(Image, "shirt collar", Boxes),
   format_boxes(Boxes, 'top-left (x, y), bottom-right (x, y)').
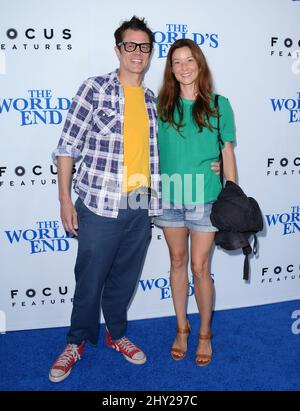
top-left (112, 69), bottom-right (149, 94)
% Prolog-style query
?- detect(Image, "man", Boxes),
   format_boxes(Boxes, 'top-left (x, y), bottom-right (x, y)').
top-left (49, 16), bottom-right (162, 383)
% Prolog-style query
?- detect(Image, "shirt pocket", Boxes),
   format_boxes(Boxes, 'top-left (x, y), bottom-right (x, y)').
top-left (92, 108), bottom-right (117, 136)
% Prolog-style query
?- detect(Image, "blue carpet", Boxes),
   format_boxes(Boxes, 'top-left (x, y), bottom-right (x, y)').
top-left (0, 300), bottom-right (299, 391)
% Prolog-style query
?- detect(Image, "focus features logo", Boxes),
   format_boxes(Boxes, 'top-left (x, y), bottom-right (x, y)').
top-left (270, 37), bottom-right (300, 58)
top-left (10, 286), bottom-right (73, 308)
top-left (266, 157), bottom-right (300, 177)
top-left (261, 263), bottom-right (300, 285)
top-left (1, 28), bottom-right (72, 51)
top-left (0, 164), bottom-right (76, 188)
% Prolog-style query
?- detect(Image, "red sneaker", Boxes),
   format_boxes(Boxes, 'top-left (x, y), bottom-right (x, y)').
top-left (105, 329), bottom-right (147, 365)
top-left (49, 342), bottom-right (85, 383)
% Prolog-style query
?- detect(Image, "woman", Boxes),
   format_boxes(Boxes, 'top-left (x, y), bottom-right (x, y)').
top-left (154, 39), bottom-right (236, 366)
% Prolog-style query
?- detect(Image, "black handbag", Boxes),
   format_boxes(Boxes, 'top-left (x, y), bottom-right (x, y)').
top-left (211, 95), bottom-right (263, 281)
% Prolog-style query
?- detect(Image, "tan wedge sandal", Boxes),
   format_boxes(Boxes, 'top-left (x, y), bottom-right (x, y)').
top-left (195, 332), bottom-right (212, 367)
top-left (170, 320), bottom-right (191, 361)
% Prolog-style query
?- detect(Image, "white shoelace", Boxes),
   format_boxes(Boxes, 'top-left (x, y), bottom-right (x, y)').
top-left (55, 344), bottom-right (81, 367)
top-left (117, 337), bottom-right (138, 353)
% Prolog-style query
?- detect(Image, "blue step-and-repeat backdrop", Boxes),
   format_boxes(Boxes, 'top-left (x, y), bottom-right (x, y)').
top-left (0, 0), bottom-right (299, 331)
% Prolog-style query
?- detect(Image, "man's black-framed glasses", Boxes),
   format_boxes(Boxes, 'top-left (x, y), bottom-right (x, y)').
top-left (118, 41), bottom-right (153, 53)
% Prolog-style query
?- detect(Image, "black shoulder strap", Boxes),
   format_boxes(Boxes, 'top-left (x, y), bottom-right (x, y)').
top-left (214, 94), bottom-right (224, 188)
top-left (242, 244), bottom-right (252, 281)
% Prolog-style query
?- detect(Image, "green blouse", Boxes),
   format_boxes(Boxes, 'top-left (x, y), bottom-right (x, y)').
top-left (158, 95), bottom-right (235, 205)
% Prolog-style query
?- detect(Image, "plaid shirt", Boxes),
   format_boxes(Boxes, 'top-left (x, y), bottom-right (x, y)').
top-left (52, 70), bottom-right (162, 218)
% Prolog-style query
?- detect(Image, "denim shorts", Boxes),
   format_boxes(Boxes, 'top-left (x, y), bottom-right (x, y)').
top-left (153, 201), bottom-right (218, 232)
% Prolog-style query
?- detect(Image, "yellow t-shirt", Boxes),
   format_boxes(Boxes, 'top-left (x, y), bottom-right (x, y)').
top-left (122, 85), bottom-right (150, 192)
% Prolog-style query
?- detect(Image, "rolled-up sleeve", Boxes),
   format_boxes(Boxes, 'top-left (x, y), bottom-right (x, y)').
top-left (52, 79), bottom-right (94, 164)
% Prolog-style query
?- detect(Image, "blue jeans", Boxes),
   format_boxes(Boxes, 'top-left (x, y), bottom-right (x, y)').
top-left (67, 195), bottom-right (151, 345)
top-left (153, 201), bottom-right (218, 232)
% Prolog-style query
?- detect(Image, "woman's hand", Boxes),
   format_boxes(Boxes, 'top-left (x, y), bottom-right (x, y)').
top-left (211, 161), bottom-right (220, 176)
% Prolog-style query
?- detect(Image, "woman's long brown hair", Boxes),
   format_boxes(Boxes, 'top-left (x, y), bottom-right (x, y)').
top-left (158, 39), bottom-right (217, 133)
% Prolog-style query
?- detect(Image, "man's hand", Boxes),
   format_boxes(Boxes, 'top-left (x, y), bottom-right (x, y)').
top-left (60, 199), bottom-right (78, 237)
top-left (211, 161), bottom-right (220, 175)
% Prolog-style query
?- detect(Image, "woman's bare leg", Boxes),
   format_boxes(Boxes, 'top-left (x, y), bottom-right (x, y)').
top-left (190, 231), bottom-right (215, 362)
top-left (163, 227), bottom-right (190, 355)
